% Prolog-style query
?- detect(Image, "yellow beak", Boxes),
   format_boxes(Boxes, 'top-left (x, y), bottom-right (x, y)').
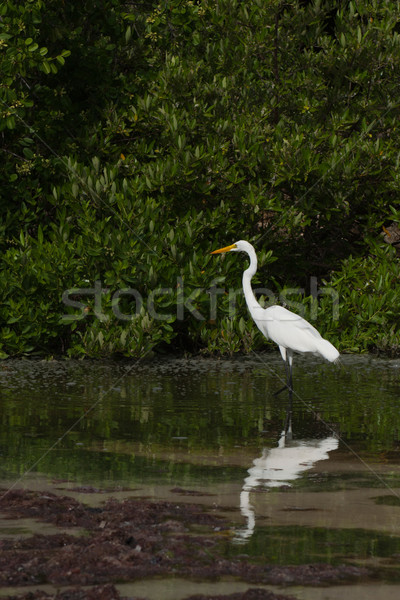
top-left (211, 243), bottom-right (237, 254)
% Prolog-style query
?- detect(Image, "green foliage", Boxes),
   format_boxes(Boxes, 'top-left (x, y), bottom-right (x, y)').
top-left (317, 239), bottom-right (400, 355)
top-left (2, 0), bottom-right (400, 357)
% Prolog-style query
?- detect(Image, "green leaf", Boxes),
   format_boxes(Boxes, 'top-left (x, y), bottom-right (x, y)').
top-left (6, 116), bottom-right (15, 129)
top-left (23, 147), bottom-right (34, 159)
top-left (42, 61), bottom-right (51, 74)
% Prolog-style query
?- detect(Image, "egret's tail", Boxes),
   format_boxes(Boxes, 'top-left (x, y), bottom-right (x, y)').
top-left (317, 338), bottom-right (340, 363)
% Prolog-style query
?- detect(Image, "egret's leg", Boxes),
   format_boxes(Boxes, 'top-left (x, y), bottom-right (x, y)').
top-left (284, 405), bottom-right (292, 441)
top-left (274, 358), bottom-right (292, 397)
top-left (273, 383), bottom-right (287, 397)
top-left (285, 354), bottom-right (293, 440)
top-left (274, 347), bottom-right (290, 396)
top-left (288, 358), bottom-right (293, 396)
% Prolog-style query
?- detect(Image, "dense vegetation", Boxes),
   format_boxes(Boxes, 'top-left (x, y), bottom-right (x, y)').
top-left (1, 0), bottom-right (400, 359)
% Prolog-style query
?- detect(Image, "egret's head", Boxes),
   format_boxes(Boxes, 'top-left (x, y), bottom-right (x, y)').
top-left (211, 240), bottom-right (251, 254)
top-left (211, 243), bottom-right (237, 254)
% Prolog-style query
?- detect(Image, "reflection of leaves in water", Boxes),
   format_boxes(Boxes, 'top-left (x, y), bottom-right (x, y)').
top-left (0, 448), bottom-right (247, 486)
top-left (295, 471), bottom-right (400, 493)
top-left (224, 525), bottom-right (400, 565)
top-left (1, 356), bottom-right (400, 486)
top-left (373, 495), bottom-right (400, 506)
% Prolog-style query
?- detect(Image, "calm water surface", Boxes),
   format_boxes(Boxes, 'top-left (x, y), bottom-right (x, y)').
top-left (1, 353), bottom-right (400, 597)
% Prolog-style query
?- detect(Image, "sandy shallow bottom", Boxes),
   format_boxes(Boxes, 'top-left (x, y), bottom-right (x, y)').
top-left (1, 450), bottom-right (400, 600)
top-left (0, 579), bottom-right (400, 600)
top-left (123, 580), bottom-right (400, 600)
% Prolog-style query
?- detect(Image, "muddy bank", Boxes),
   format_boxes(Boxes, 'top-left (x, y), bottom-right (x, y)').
top-left (0, 489), bottom-right (369, 600)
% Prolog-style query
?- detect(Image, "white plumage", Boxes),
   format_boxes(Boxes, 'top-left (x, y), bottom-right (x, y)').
top-left (250, 304), bottom-right (339, 363)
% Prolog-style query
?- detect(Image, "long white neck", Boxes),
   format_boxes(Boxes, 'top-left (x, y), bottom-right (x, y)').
top-left (242, 245), bottom-right (261, 318)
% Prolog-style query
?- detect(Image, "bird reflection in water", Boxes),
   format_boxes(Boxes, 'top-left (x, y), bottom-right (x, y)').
top-left (234, 427), bottom-right (339, 542)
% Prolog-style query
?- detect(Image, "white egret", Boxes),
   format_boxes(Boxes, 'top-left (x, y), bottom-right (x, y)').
top-left (211, 240), bottom-right (339, 431)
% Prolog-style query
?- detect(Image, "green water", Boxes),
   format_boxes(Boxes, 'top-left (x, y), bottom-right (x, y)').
top-left (225, 525), bottom-right (400, 566)
top-left (1, 354), bottom-right (399, 473)
top-left (1, 353), bottom-right (400, 573)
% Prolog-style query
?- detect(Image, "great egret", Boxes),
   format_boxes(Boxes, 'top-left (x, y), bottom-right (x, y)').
top-left (211, 240), bottom-right (339, 431)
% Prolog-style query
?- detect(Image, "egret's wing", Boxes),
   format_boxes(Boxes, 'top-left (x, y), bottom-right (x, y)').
top-left (262, 305), bottom-right (322, 338)
top-left (253, 304), bottom-right (336, 356)
top-left (288, 313), bottom-right (322, 338)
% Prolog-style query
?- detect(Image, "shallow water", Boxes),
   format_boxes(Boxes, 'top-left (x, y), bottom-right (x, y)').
top-left (1, 353), bottom-right (400, 598)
